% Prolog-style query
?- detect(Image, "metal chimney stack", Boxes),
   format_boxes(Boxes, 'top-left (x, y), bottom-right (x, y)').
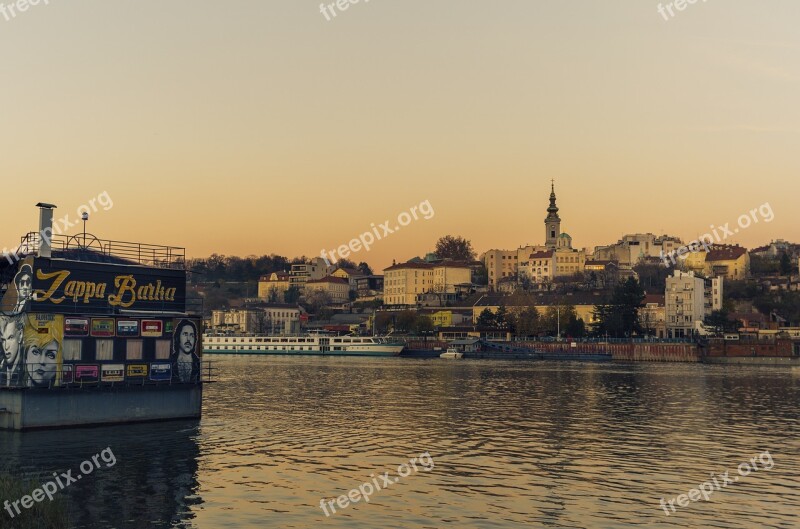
top-left (35, 202), bottom-right (57, 258)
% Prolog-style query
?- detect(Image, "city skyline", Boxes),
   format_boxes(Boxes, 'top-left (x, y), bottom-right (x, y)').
top-left (3, 2), bottom-right (799, 271)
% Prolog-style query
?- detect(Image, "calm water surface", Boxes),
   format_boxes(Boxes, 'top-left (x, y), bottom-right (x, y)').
top-left (2, 357), bottom-right (799, 528)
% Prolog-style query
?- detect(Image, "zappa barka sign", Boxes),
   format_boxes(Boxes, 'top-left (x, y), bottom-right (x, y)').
top-left (4, 257), bottom-right (187, 313)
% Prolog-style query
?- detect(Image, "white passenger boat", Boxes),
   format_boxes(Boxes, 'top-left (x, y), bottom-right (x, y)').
top-left (203, 333), bottom-right (404, 357)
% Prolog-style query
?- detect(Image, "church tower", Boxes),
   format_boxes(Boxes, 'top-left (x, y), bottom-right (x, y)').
top-left (544, 181), bottom-right (561, 249)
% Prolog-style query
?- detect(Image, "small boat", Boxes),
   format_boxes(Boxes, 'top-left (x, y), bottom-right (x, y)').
top-left (439, 347), bottom-right (464, 359)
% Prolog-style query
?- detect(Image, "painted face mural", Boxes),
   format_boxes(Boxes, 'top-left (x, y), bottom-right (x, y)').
top-left (178, 324), bottom-right (197, 355)
top-left (23, 314), bottom-right (64, 388)
top-left (12, 263), bottom-right (34, 313)
top-left (172, 319), bottom-right (199, 383)
top-left (1, 317), bottom-right (23, 366)
top-left (27, 340), bottom-right (59, 387)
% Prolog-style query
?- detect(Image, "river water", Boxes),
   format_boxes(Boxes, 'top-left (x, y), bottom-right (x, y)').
top-left (2, 357), bottom-right (799, 528)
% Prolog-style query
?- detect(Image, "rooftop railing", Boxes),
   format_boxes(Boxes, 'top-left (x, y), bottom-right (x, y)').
top-left (20, 232), bottom-right (186, 270)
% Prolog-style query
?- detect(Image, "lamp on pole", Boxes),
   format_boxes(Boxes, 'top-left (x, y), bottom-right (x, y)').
top-left (81, 211), bottom-right (89, 248)
top-left (557, 306), bottom-right (561, 341)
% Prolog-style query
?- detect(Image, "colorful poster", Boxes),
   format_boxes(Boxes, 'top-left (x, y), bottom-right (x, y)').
top-left (91, 318), bottom-right (115, 337)
top-left (149, 362), bottom-right (172, 381)
top-left (171, 319), bottom-right (201, 383)
top-left (101, 364), bottom-right (125, 382)
top-left (126, 364), bottom-right (148, 378)
top-left (141, 320), bottom-right (163, 337)
top-left (75, 364), bottom-right (99, 382)
top-left (22, 314), bottom-right (64, 388)
top-left (117, 320), bottom-right (139, 337)
top-left (65, 318), bottom-right (90, 337)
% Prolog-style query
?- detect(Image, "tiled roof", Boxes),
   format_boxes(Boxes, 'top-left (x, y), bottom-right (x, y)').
top-left (707, 245), bottom-right (748, 262)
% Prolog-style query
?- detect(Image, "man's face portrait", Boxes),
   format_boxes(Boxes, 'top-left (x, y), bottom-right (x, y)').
top-left (178, 324), bottom-right (196, 355)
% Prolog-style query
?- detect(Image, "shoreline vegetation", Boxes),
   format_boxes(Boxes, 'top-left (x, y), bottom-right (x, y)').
top-left (0, 473), bottom-right (69, 529)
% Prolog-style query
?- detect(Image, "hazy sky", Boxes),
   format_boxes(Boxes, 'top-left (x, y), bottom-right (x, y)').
top-left (3, 1), bottom-right (799, 270)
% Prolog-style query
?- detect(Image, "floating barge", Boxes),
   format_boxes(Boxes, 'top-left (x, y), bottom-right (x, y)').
top-left (0, 204), bottom-right (209, 431)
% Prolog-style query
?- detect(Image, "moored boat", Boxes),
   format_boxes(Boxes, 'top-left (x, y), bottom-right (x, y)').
top-left (439, 347), bottom-right (464, 359)
top-left (203, 333), bottom-right (404, 357)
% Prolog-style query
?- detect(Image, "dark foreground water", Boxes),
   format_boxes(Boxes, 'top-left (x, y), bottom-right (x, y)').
top-left (2, 357), bottom-right (799, 528)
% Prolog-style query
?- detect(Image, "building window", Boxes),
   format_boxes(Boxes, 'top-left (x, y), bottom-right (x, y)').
top-left (63, 340), bottom-right (82, 361)
top-left (127, 340), bottom-right (144, 360)
top-left (96, 339), bottom-right (114, 361)
top-left (155, 340), bottom-right (171, 360)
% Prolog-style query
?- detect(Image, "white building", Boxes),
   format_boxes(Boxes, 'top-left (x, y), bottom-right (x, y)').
top-left (665, 271), bottom-right (724, 338)
top-left (290, 257), bottom-right (335, 291)
top-left (211, 306), bottom-right (301, 334)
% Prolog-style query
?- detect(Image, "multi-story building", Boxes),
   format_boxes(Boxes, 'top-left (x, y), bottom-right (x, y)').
top-left (331, 267), bottom-right (365, 291)
top-left (519, 250), bottom-right (555, 286)
top-left (211, 309), bottom-right (262, 334)
top-left (355, 275), bottom-right (384, 299)
top-left (290, 257), bottom-right (334, 291)
top-left (594, 233), bottom-right (683, 266)
top-left (639, 294), bottom-right (667, 339)
top-left (258, 272), bottom-right (290, 301)
top-left (665, 271), bottom-right (705, 338)
top-left (683, 244), bottom-right (749, 280)
top-left (383, 260), bottom-right (473, 306)
top-left (665, 271), bottom-right (724, 338)
top-left (304, 276), bottom-right (350, 304)
top-left (211, 306), bottom-right (301, 334)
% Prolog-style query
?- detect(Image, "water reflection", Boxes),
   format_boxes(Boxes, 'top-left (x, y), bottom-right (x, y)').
top-left (0, 420), bottom-right (201, 528)
top-left (2, 359), bottom-right (800, 528)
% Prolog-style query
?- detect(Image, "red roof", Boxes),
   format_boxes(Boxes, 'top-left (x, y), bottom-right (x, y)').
top-left (707, 245), bottom-right (747, 262)
top-left (529, 250), bottom-right (554, 259)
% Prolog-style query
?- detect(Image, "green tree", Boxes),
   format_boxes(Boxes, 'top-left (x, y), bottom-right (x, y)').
top-left (780, 252), bottom-right (793, 276)
top-left (357, 262), bottom-right (374, 275)
top-left (565, 315), bottom-right (586, 338)
top-left (473, 262), bottom-right (489, 286)
top-left (283, 286), bottom-right (301, 304)
top-left (477, 308), bottom-right (496, 327)
top-left (435, 235), bottom-right (476, 262)
top-left (704, 309), bottom-right (733, 335)
top-left (510, 306), bottom-right (539, 337)
top-left (591, 278), bottom-right (645, 337)
top-left (412, 314), bottom-right (435, 335)
top-left (395, 310), bottom-right (418, 332)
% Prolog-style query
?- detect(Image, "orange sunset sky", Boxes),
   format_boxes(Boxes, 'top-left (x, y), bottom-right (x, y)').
top-left (2, 1), bottom-right (799, 271)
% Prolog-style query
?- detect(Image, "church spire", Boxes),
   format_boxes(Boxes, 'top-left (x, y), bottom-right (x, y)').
top-left (544, 180), bottom-right (561, 248)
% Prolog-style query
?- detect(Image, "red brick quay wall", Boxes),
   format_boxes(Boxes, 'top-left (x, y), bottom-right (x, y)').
top-left (520, 342), bottom-right (701, 363)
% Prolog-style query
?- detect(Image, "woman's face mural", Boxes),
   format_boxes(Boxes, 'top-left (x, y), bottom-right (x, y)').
top-left (27, 340), bottom-right (58, 386)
